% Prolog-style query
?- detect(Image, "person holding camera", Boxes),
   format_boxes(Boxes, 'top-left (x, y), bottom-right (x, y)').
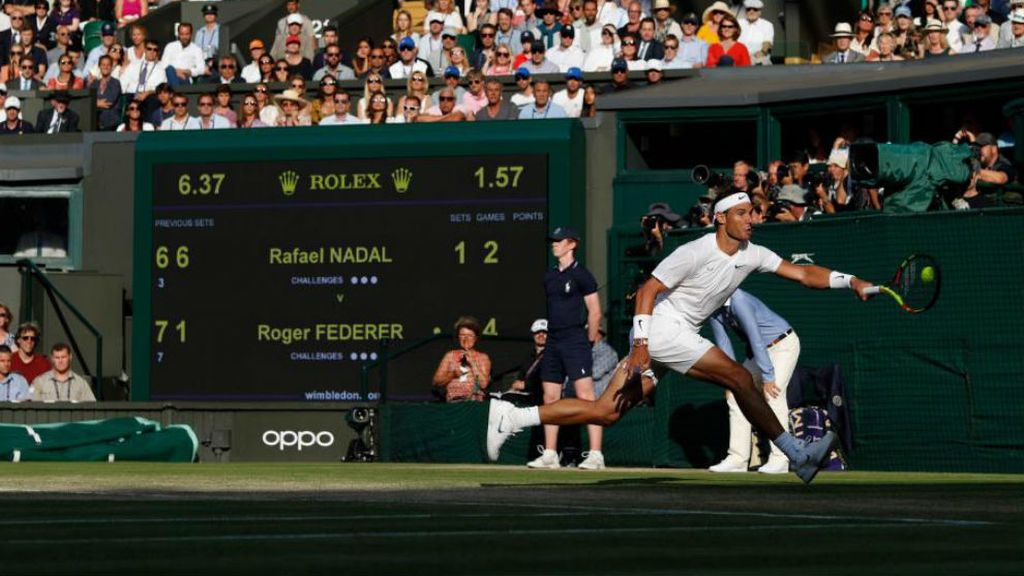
top-left (768, 184), bottom-right (814, 222)
top-left (432, 316), bottom-right (492, 402)
top-left (951, 130), bottom-right (1016, 209)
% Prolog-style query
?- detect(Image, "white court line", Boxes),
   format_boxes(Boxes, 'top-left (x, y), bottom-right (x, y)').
top-left (0, 507), bottom-right (992, 528)
top-left (2, 522), bottom-right (972, 546)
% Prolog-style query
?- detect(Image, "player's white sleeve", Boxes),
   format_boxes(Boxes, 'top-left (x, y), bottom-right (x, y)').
top-left (754, 245), bottom-right (783, 273)
top-left (651, 246), bottom-right (696, 289)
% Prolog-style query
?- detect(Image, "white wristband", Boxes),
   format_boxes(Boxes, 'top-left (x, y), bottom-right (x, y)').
top-left (829, 271), bottom-right (855, 289)
top-left (632, 314), bottom-right (652, 339)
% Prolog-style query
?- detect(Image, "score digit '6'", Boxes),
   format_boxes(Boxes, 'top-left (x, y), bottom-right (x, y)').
top-left (155, 245), bottom-right (190, 269)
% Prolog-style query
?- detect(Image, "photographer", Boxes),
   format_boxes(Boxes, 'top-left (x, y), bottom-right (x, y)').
top-left (952, 130), bottom-right (1016, 209)
top-left (626, 202), bottom-right (684, 258)
top-left (767, 184), bottom-right (813, 222)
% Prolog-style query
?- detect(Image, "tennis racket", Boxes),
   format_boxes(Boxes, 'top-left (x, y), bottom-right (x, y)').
top-left (864, 253), bottom-right (941, 313)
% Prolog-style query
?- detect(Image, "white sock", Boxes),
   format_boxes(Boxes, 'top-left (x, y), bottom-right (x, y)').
top-left (514, 406), bottom-right (541, 429)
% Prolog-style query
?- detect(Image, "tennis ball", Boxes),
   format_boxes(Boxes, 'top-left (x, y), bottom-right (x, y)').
top-left (920, 266), bottom-right (935, 283)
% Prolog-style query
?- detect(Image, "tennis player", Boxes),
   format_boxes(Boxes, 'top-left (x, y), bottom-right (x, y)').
top-left (487, 192), bottom-right (873, 483)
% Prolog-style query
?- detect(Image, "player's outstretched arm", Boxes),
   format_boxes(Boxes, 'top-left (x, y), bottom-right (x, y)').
top-left (774, 261), bottom-right (874, 300)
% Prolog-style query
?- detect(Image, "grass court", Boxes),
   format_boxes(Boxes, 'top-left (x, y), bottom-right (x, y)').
top-left (0, 463), bottom-right (1021, 575)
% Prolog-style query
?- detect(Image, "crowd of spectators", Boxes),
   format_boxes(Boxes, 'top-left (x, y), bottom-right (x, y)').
top-left (0, 1), bottom-right (1022, 132)
top-left (0, 302), bottom-right (95, 402)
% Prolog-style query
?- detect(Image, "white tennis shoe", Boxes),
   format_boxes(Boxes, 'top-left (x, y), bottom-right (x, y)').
top-left (708, 457), bottom-right (748, 473)
top-left (526, 448), bottom-right (561, 469)
top-left (486, 399), bottom-right (520, 461)
top-left (578, 450), bottom-right (605, 470)
top-left (794, 431), bottom-right (838, 484)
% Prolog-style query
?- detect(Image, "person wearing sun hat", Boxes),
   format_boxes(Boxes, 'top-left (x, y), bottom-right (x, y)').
top-left (698, 1), bottom-right (732, 44)
top-left (998, 8), bottom-right (1024, 48)
top-left (273, 88), bottom-right (311, 126)
top-left (823, 22), bottom-right (864, 63)
top-left (652, 0), bottom-right (684, 43)
top-left (738, 0), bottom-right (774, 65)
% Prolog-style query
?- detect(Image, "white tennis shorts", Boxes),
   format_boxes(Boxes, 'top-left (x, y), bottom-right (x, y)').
top-left (647, 314), bottom-right (714, 376)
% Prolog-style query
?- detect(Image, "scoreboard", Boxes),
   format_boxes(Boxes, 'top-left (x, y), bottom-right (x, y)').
top-left (132, 122), bottom-right (585, 401)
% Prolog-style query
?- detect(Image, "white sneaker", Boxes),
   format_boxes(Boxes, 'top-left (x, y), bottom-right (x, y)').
top-left (486, 400), bottom-right (520, 461)
top-left (757, 456), bottom-right (790, 474)
top-left (527, 448), bottom-right (560, 469)
top-left (578, 451), bottom-right (605, 470)
top-left (708, 457), bottom-right (748, 473)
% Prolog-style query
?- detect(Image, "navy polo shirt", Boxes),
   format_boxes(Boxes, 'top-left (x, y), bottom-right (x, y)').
top-left (544, 260), bottom-right (598, 331)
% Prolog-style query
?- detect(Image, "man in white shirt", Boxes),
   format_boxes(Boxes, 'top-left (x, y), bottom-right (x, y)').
top-left (195, 93), bottom-right (232, 129)
top-left (83, 21), bottom-right (115, 73)
top-left (547, 24), bottom-right (585, 72)
top-left (959, 13), bottom-right (998, 52)
top-left (319, 91), bottom-right (360, 125)
top-left (579, 0), bottom-right (605, 53)
top-left (122, 40), bottom-right (166, 104)
top-left (518, 80), bottom-right (567, 119)
top-left (487, 192), bottom-right (875, 484)
top-left (941, 0), bottom-right (967, 52)
top-left (160, 93), bottom-right (201, 130)
top-left (552, 67), bottom-right (584, 118)
top-left (998, 9), bottom-right (1024, 48)
top-left (737, 0), bottom-right (774, 65)
top-left (161, 22), bottom-right (206, 87)
top-left (388, 36), bottom-right (432, 79)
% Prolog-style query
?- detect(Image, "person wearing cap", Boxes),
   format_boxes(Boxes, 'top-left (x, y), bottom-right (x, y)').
top-left (959, 12), bottom-right (998, 52)
top-left (513, 30), bottom-right (539, 68)
top-left (652, 0), bottom-right (683, 43)
top-left (889, 6), bottom-right (919, 59)
top-left (582, 23), bottom-right (617, 71)
top-left (920, 19), bottom-right (953, 57)
top-left (707, 287), bottom-right (800, 474)
top-left (975, 0), bottom-right (1007, 26)
top-left (521, 226), bottom-right (604, 470)
top-left (625, 202), bottom-right (682, 259)
top-left (115, 0), bottom-right (147, 28)
top-left (535, 1), bottom-right (565, 48)
top-left (670, 12), bottom-right (707, 68)
top-left (768, 184), bottom-right (813, 222)
top-left (160, 22), bottom-right (205, 86)
top-left (388, 36), bottom-right (432, 79)
top-left (547, 23), bottom-right (584, 72)
top-left (698, 0), bottom-right (731, 44)
top-left (737, 0), bottom-right (773, 65)
top-left (510, 66), bottom-right (535, 107)
top-left (0, 95), bottom-right (33, 134)
top-left (282, 32), bottom-right (314, 80)
top-left (431, 65), bottom-right (466, 106)
top-left (272, 1), bottom-right (315, 61)
top-left (520, 37), bottom-right (560, 73)
top-left (418, 18), bottom-right (448, 72)
top-left (600, 56), bottom-right (632, 92)
top-left (998, 8), bottom-right (1024, 48)
top-left (426, 0), bottom-right (466, 35)
top-left (194, 4), bottom-right (219, 60)
top-left (552, 66), bottom-right (584, 117)
top-left (240, 39), bottom-right (266, 83)
top-left (952, 129), bottom-right (1016, 209)
top-left (82, 19), bottom-right (115, 73)
top-left (475, 77), bottom-right (519, 121)
top-left (823, 22), bottom-right (864, 63)
top-left (519, 80), bottom-right (566, 119)
top-left (509, 319), bottom-right (549, 402)
top-left (486, 192), bottom-right (874, 484)
top-left (35, 89), bottom-right (78, 133)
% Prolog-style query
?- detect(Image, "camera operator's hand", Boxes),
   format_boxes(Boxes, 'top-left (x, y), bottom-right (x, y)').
top-left (772, 206), bottom-right (795, 222)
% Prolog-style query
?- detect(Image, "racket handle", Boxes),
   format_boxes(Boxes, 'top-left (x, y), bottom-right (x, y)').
top-left (863, 286), bottom-right (882, 296)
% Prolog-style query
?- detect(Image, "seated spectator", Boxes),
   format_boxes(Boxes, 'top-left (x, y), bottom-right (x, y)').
top-left (88, 54), bottom-right (122, 130)
top-left (645, 59), bottom-right (664, 84)
top-left (522, 35), bottom-right (561, 73)
top-left (418, 19), bottom-right (447, 72)
top-left (271, 2), bottom-right (315, 61)
top-left (115, 0), bottom-right (148, 28)
top-left (475, 78), bottom-right (519, 121)
top-left (122, 40), bottom-right (165, 109)
top-left (392, 9), bottom-right (419, 46)
top-left (0, 345), bottom-right (31, 402)
top-left (35, 90), bottom-right (79, 133)
top-left (240, 39), bottom-right (266, 83)
top-left (698, 1), bottom-right (731, 44)
top-left (580, 83), bottom-right (598, 117)
top-left (600, 57), bottom-right (633, 92)
top-left (461, 69), bottom-right (487, 113)
top-left (33, 1), bottom-right (58, 51)
top-left (653, 0), bottom-right (683, 43)
top-left (0, 96), bottom-right (33, 134)
top-left (116, 99), bottom-right (155, 131)
top-left (494, 8), bottom-right (523, 54)
top-left (509, 318), bottom-right (548, 402)
top-left (866, 31), bottom-right (905, 60)
top-left (951, 130), bottom-right (1016, 209)
top-left (237, 92), bottom-right (268, 128)
top-left (582, 24), bottom-right (616, 72)
top-left (271, 59), bottom-right (290, 83)
top-left (82, 21), bottom-right (114, 74)
top-left (195, 92), bottom-right (231, 129)
top-left (209, 55), bottom-right (242, 84)
top-left (149, 82), bottom-right (175, 126)
top-left (387, 36), bottom-right (431, 80)
top-left (161, 22), bottom-right (205, 87)
top-left (920, 19), bottom-right (953, 58)
top-left (431, 65), bottom-right (466, 106)
top-left (636, 17), bottom-right (666, 62)
top-left (356, 72), bottom-right (390, 119)
top-left (160, 93), bottom-right (200, 130)
top-left (738, 0), bottom-right (773, 65)
top-left (546, 23), bottom-right (583, 72)
top-left (254, 83), bottom-right (278, 125)
top-left (519, 80), bottom-right (566, 119)
top-left (851, 9), bottom-right (877, 55)
top-left (7, 55), bottom-right (41, 90)
top-left (254, 54), bottom-right (275, 83)
top-left (485, 44), bottom-right (516, 75)
top-left (552, 67), bottom-right (584, 117)
top-left (212, 84), bottom-right (236, 125)
top-left (361, 45), bottom-right (391, 80)
top-left (46, 24), bottom-right (73, 67)
top-left (400, 71), bottom-right (433, 113)
top-left (419, 86), bottom-right (470, 122)
top-left (390, 92), bottom-right (421, 123)
top-left (1000, 10), bottom-right (1024, 49)
top-left (707, 12), bottom-right (750, 67)
top-left (890, 6), bottom-right (920, 59)
top-left (448, 45), bottom-right (471, 76)
top-left (273, 88), bottom-right (311, 127)
top-left (0, 303), bottom-right (13, 348)
top-left (673, 12), bottom-right (708, 68)
top-left (959, 14), bottom-right (997, 52)
top-left (319, 89), bottom-right (359, 125)
top-left (591, 326), bottom-right (618, 398)
top-left (308, 76), bottom-right (337, 123)
top-left (123, 23), bottom-right (147, 66)
top-left (938, 1), bottom-right (967, 53)
top-left (469, 23), bottom-right (498, 70)
top-left (432, 316), bottom-right (491, 402)
top-left (18, 25), bottom-right (50, 78)
top-left (466, 0), bottom-right (493, 35)
top-left (618, 32), bottom-right (646, 71)
top-left (281, 34), bottom-right (313, 80)
top-left (8, 323), bottom-right (48, 387)
top-left (510, 66), bottom-right (535, 107)
top-left (427, 0), bottom-right (466, 35)
top-left (512, 31), bottom-right (538, 68)
top-left (30, 342), bottom-right (95, 402)
top-left (618, 2), bottom-right (643, 40)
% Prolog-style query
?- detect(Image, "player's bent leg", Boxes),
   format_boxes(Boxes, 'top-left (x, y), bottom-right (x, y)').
top-left (688, 347), bottom-right (784, 438)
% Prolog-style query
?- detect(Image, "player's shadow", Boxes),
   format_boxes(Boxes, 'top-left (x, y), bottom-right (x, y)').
top-left (480, 477), bottom-right (683, 489)
top-left (668, 402), bottom-right (729, 469)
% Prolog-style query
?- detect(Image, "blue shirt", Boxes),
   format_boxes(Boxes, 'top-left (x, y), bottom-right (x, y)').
top-left (708, 288), bottom-right (791, 383)
top-left (0, 372), bottom-right (31, 402)
top-left (519, 102), bottom-right (568, 120)
top-left (678, 36), bottom-right (709, 67)
top-left (544, 260), bottom-right (598, 331)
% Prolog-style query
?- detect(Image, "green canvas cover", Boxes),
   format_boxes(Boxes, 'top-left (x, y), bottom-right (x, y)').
top-left (0, 417), bottom-right (198, 463)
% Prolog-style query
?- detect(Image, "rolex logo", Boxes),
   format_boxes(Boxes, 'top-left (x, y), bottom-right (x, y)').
top-left (279, 170), bottom-right (301, 196)
top-left (391, 168), bottom-right (413, 194)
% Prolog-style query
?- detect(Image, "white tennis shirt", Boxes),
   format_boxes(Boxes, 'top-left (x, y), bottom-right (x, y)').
top-left (651, 233), bottom-right (782, 332)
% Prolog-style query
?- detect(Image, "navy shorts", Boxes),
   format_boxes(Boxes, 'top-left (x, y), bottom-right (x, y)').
top-left (540, 328), bottom-right (593, 384)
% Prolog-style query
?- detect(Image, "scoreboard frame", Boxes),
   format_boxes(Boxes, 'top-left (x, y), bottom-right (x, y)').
top-left (131, 120), bottom-right (586, 401)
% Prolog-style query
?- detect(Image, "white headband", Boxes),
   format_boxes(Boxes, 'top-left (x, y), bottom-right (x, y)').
top-left (714, 192), bottom-right (751, 215)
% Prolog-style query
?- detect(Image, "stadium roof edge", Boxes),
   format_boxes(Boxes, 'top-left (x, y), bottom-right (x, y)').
top-left (598, 50), bottom-right (1024, 111)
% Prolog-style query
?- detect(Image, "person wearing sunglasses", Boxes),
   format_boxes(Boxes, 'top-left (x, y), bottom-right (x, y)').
top-left (208, 54), bottom-right (242, 84)
top-left (851, 9), bottom-right (879, 55)
top-left (387, 36), bottom-right (433, 80)
top-left (361, 47), bottom-right (391, 80)
top-left (313, 44), bottom-right (355, 82)
top-left (546, 22), bottom-right (583, 72)
top-left (237, 93), bottom-right (268, 128)
top-left (44, 53), bottom-right (83, 89)
top-left (356, 73), bottom-right (391, 119)
top-left (737, 0), bottom-right (774, 66)
top-left (484, 45), bottom-right (515, 75)
top-left (309, 75), bottom-right (337, 123)
top-left (469, 22), bottom-right (497, 70)
top-left (159, 94), bottom-right (200, 130)
top-left (431, 65), bottom-right (465, 108)
top-left (7, 54), bottom-right (41, 90)
top-left (122, 40), bottom-right (165, 107)
top-left (11, 322), bottom-right (50, 387)
top-left (706, 12), bottom-right (750, 67)
top-left (33, 1), bottom-right (59, 51)
top-left (398, 71), bottom-right (433, 114)
top-left (280, 34), bottom-right (313, 80)
top-left (116, 98), bottom-right (154, 131)
top-left (390, 92), bottom-right (421, 124)
top-left (418, 86), bottom-right (469, 123)
top-left (318, 89), bottom-right (359, 125)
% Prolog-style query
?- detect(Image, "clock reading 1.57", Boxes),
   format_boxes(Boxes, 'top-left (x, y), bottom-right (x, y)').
top-left (475, 166), bottom-right (524, 189)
